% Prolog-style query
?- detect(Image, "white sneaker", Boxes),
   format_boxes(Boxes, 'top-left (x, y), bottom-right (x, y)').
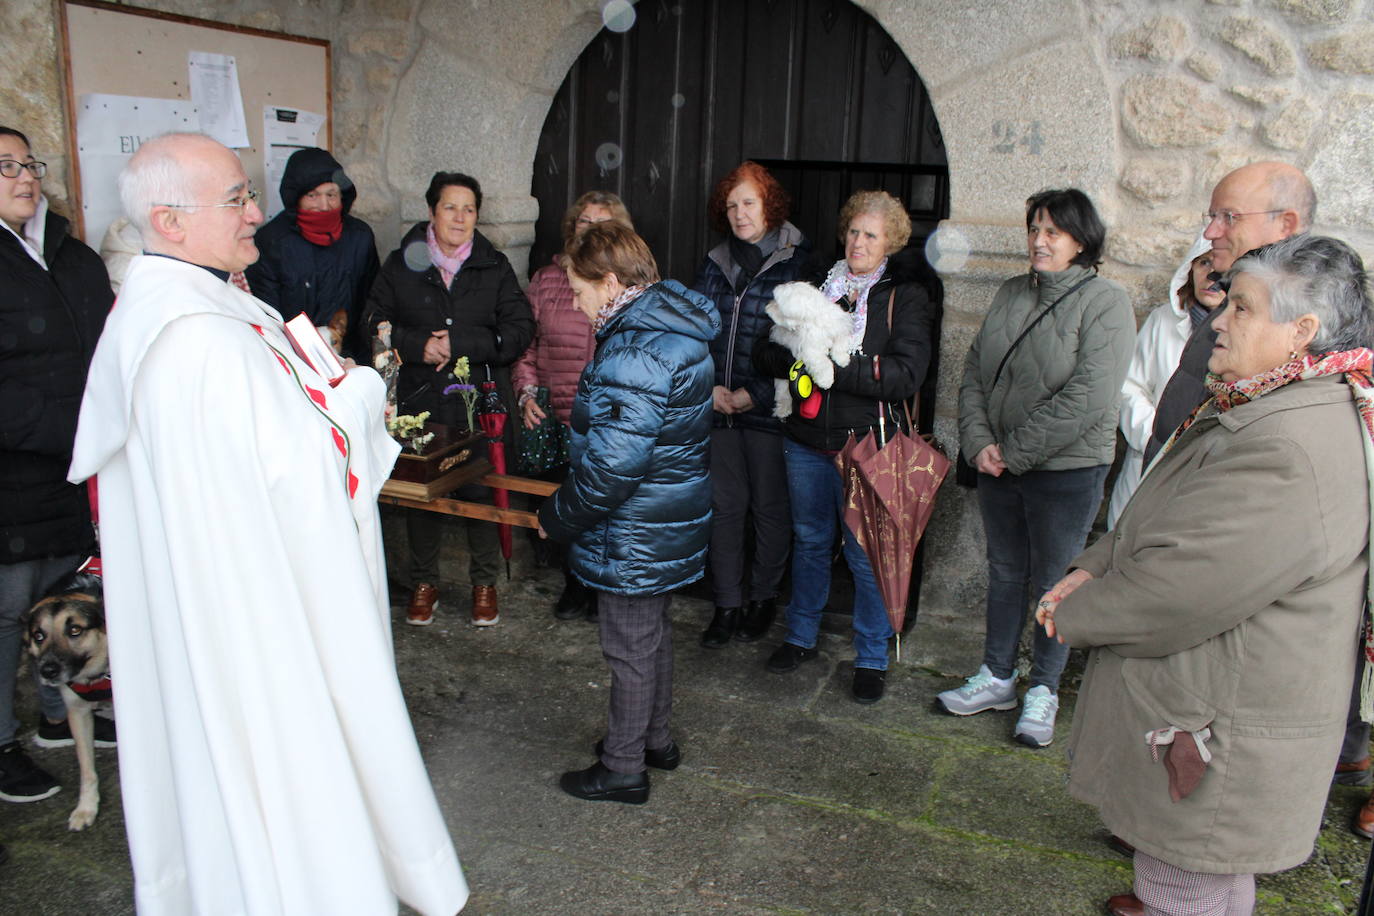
top-left (937, 664), bottom-right (1018, 716)
top-left (1014, 685), bottom-right (1059, 748)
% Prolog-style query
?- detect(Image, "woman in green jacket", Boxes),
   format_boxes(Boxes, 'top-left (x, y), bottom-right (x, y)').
top-left (940, 188), bottom-right (1134, 749)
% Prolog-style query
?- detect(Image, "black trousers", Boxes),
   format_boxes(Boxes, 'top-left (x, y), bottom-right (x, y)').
top-left (707, 427), bottom-right (791, 607)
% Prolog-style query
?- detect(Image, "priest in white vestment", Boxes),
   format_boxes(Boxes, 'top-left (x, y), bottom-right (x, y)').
top-left (68, 133), bottom-right (467, 915)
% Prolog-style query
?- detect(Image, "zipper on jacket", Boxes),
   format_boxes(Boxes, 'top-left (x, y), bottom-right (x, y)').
top-left (721, 244), bottom-right (792, 428)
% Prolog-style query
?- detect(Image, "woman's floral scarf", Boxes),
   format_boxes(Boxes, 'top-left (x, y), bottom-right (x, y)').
top-left (820, 257), bottom-right (887, 354)
top-left (1160, 348), bottom-right (1374, 718)
top-left (591, 283), bottom-right (649, 333)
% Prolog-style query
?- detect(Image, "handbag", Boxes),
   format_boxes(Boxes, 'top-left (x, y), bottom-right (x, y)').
top-left (515, 386), bottom-right (570, 476)
top-left (955, 274), bottom-right (1095, 488)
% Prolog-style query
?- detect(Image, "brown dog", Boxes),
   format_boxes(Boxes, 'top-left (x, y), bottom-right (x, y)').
top-left (22, 572), bottom-right (110, 830)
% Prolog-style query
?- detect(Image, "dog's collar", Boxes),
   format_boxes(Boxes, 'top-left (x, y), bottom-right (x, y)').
top-left (69, 677), bottom-right (113, 702)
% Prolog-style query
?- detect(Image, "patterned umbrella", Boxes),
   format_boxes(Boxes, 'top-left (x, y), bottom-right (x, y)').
top-left (478, 377), bottom-right (512, 577)
top-left (837, 417), bottom-right (950, 659)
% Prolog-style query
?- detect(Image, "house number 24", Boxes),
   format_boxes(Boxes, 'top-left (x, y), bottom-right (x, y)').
top-left (991, 121), bottom-right (1044, 155)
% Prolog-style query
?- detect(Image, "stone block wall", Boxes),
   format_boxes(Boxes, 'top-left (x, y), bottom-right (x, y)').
top-left (4, 0), bottom-right (1372, 614)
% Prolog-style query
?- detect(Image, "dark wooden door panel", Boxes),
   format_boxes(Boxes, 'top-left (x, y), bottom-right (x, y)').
top-left (530, 0), bottom-right (948, 285)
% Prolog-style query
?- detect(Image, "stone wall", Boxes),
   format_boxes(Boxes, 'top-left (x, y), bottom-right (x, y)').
top-left (4, 0), bottom-right (1372, 612)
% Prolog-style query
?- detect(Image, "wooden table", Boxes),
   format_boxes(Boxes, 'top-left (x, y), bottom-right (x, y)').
top-left (378, 459), bottom-right (558, 529)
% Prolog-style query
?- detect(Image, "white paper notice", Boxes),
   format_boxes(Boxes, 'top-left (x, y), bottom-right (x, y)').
top-left (74, 93), bottom-right (200, 248)
top-left (262, 106), bottom-right (326, 219)
top-left (188, 51), bottom-right (249, 148)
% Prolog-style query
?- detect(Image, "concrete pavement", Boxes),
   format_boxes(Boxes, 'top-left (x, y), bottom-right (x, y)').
top-left (4, 518), bottom-right (1370, 914)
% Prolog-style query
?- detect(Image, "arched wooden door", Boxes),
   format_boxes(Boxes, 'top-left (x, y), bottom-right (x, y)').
top-left (530, 0), bottom-right (949, 282)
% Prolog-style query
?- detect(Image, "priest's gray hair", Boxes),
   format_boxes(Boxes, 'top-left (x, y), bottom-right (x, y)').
top-left (117, 132), bottom-right (207, 245)
top-left (1231, 234), bottom-right (1374, 356)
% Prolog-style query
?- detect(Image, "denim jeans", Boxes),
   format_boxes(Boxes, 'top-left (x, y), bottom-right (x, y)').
top-left (782, 440), bottom-right (892, 670)
top-left (977, 465), bottom-right (1108, 690)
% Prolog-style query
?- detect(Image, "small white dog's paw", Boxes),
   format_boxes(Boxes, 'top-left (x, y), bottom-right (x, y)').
top-left (773, 379), bottom-right (792, 418)
top-left (809, 360), bottom-right (834, 389)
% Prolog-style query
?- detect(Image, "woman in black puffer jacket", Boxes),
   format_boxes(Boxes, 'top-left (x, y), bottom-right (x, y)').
top-left (0, 125), bottom-right (111, 797)
top-left (692, 161), bottom-right (811, 649)
top-left (753, 190), bottom-right (938, 705)
top-left (365, 171), bottom-right (534, 628)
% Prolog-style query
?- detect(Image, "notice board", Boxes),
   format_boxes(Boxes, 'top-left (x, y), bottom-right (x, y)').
top-left (59, 0), bottom-right (331, 243)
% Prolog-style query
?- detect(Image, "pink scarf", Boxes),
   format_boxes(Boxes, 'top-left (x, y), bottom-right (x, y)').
top-left (426, 224), bottom-right (472, 289)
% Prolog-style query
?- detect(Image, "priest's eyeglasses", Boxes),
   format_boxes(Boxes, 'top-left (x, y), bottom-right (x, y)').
top-left (1202, 209), bottom-right (1283, 228)
top-left (0, 159), bottom-right (47, 179)
top-left (159, 189), bottom-right (261, 210)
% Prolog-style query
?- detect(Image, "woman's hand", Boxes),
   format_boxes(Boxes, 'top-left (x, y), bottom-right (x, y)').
top-left (974, 443), bottom-right (1008, 477)
top-left (535, 522), bottom-right (549, 540)
top-left (729, 388), bottom-right (754, 412)
top-left (1036, 569), bottom-right (1094, 641)
top-left (422, 330), bottom-right (451, 366)
top-left (712, 385), bottom-right (736, 415)
top-left (521, 398), bottom-right (547, 430)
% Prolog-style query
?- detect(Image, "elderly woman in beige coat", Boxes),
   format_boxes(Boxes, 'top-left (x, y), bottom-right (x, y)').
top-left (1038, 235), bottom-right (1374, 916)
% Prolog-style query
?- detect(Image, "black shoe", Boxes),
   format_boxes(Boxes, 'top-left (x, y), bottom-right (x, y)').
top-left (554, 571), bottom-right (592, 621)
top-left (766, 642), bottom-right (818, 673)
top-left (852, 667), bottom-right (886, 704)
top-left (700, 606), bottom-right (740, 648)
top-left (594, 738), bottom-right (682, 771)
top-left (34, 715), bottom-right (117, 749)
top-left (559, 761), bottom-right (649, 804)
top-left (0, 741), bottom-right (60, 803)
top-left (735, 597), bottom-right (777, 642)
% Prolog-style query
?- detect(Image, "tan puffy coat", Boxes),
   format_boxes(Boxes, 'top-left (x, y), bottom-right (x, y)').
top-left (1056, 374), bottom-right (1369, 874)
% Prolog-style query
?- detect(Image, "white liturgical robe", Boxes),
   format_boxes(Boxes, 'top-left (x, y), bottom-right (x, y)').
top-left (69, 254), bottom-right (467, 916)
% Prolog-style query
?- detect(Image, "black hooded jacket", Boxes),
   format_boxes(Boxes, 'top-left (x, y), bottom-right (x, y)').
top-left (245, 147), bottom-right (380, 357)
top-left (0, 210), bottom-right (111, 562)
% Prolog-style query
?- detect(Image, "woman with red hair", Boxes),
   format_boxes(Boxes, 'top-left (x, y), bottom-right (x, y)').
top-left (692, 161), bottom-right (811, 649)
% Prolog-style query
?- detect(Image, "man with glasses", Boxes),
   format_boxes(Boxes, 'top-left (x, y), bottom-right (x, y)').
top-left (1143, 161), bottom-right (1314, 465)
top-left (67, 133), bottom-right (466, 915)
top-left (245, 147), bottom-right (379, 359)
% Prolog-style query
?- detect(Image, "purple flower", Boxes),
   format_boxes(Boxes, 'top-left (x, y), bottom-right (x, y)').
top-left (443, 383), bottom-right (478, 396)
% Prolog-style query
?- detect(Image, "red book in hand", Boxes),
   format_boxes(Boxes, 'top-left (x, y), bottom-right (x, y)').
top-left (282, 313), bottom-right (347, 386)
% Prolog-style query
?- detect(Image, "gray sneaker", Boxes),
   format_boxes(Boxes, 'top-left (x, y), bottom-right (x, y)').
top-left (1013, 685), bottom-right (1060, 748)
top-left (937, 664), bottom-right (1018, 716)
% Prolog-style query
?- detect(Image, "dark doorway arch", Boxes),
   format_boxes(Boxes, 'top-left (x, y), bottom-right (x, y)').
top-left (530, 0), bottom-right (950, 281)
top-left (530, 0), bottom-right (949, 622)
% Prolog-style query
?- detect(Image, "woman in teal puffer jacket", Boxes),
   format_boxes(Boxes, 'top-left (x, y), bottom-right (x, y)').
top-left (538, 222), bottom-right (718, 806)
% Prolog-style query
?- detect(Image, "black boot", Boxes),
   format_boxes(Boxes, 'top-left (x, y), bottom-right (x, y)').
top-left (700, 606), bottom-right (740, 648)
top-left (554, 570), bottom-right (591, 620)
top-left (735, 597), bottom-right (777, 642)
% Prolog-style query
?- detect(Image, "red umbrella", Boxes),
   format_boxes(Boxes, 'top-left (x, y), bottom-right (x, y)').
top-left (838, 414), bottom-right (950, 659)
top-left (478, 377), bottom-right (512, 578)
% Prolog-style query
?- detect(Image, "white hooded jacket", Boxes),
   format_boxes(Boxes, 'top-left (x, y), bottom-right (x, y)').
top-left (1106, 233), bottom-right (1212, 528)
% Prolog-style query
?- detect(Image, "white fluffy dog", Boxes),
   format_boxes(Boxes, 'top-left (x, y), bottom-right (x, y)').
top-left (765, 282), bottom-right (856, 418)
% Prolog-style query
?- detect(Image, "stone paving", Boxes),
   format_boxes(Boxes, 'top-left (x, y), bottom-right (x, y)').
top-left (4, 523), bottom-right (1371, 914)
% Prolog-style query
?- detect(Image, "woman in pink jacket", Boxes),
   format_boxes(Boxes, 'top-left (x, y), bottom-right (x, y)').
top-left (514, 191), bottom-right (633, 620)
